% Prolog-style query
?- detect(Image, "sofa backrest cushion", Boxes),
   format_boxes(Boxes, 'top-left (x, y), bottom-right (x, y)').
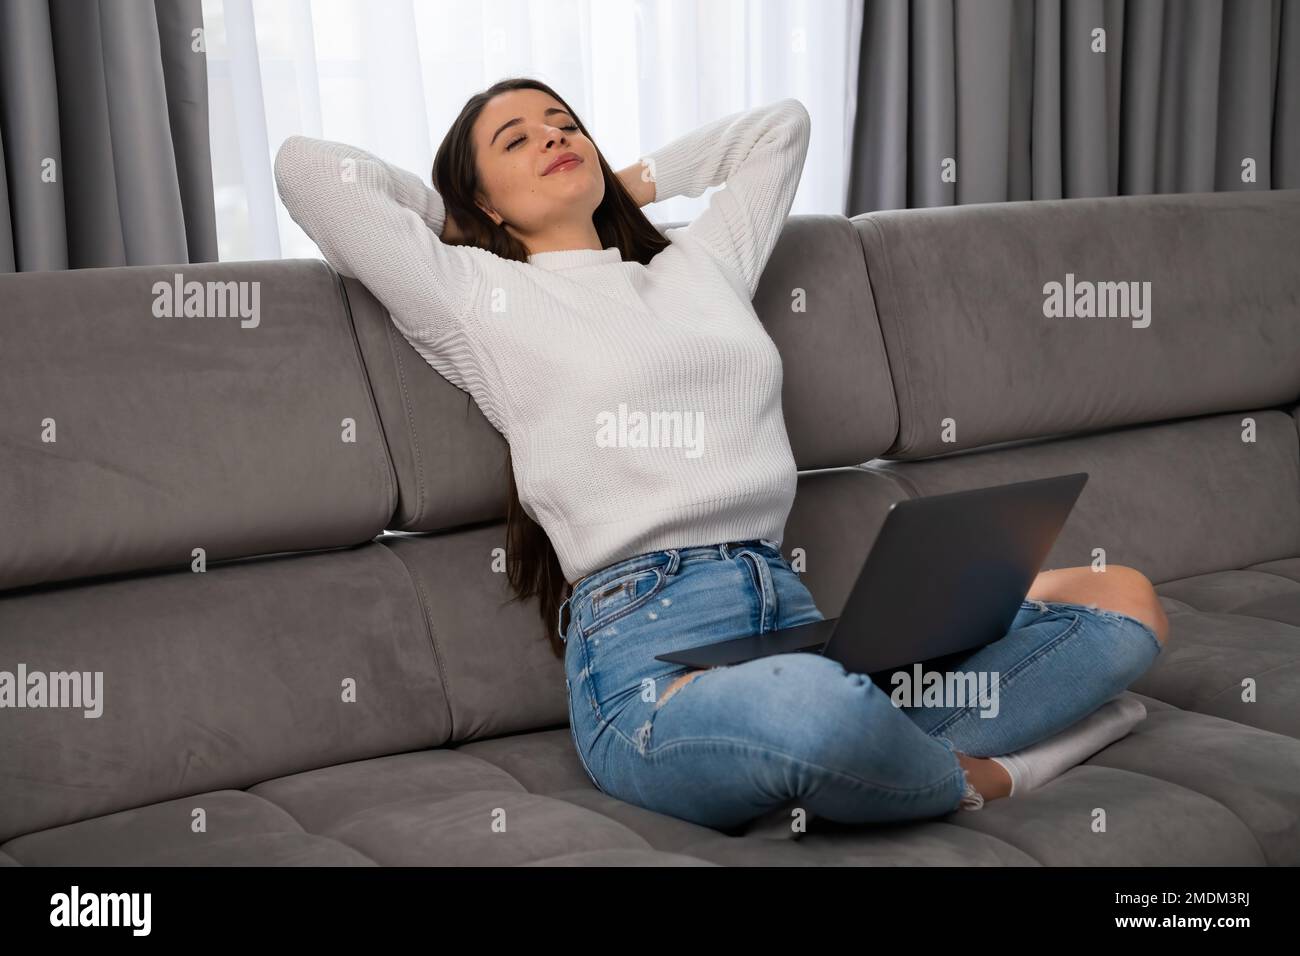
top-left (0, 259), bottom-right (396, 593)
top-left (855, 189), bottom-right (1300, 460)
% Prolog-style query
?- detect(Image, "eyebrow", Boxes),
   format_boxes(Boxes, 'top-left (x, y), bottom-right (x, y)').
top-left (490, 107), bottom-right (574, 146)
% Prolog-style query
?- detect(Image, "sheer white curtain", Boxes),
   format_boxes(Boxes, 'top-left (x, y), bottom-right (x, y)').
top-left (201, 0), bottom-right (862, 262)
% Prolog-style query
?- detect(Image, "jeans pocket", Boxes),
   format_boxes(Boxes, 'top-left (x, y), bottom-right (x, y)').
top-left (581, 566), bottom-right (669, 637)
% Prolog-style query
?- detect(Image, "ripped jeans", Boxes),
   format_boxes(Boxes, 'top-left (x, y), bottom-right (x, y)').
top-left (559, 539), bottom-right (1163, 832)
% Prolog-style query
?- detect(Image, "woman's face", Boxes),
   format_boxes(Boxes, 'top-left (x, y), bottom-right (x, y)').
top-left (471, 88), bottom-right (604, 239)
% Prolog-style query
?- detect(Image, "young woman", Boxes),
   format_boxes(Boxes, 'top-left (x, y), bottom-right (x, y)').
top-left (274, 77), bottom-right (1170, 833)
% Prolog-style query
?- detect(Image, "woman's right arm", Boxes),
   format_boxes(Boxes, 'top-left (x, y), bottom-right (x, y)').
top-left (273, 135), bottom-right (479, 342)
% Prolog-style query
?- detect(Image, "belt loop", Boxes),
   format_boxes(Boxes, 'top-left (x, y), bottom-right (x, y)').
top-left (719, 542), bottom-right (731, 560)
top-left (665, 548), bottom-right (681, 575)
top-left (557, 594), bottom-right (572, 642)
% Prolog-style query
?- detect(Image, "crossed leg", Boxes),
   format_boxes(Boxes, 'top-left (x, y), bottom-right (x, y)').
top-left (656, 565), bottom-right (1169, 803)
top-left (1025, 564), bottom-right (1170, 646)
top-left (961, 563), bottom-right (1170, 798)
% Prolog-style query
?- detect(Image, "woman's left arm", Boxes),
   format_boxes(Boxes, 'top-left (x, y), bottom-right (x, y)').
top-left (633, 98), bottom-right (811, 298)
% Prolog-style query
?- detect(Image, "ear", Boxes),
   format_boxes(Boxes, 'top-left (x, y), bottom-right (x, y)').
top-left (475, 196), bottom-right (502, 226)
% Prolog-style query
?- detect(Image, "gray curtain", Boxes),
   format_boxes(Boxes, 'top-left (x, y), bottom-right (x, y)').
top-left (848, 0), bottom-right (1300, 213)
top-left (0, 0), bottom-right (217, 273)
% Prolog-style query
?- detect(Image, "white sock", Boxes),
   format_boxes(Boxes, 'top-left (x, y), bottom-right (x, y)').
top-left (988, 695), bottom-right (1147, 797)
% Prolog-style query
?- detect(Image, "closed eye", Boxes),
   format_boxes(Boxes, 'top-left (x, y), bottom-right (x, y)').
top-left (507, 124), bottom-right (579, 151)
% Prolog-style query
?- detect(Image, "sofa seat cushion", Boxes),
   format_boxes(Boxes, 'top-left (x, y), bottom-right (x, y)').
top-left (0, 789), bottom-right (375, 866)
top-left (3, 692), bottom-right (1296, 866)
top-left (0, 743), bottom-right (708, 867)
top-left (1131, 556), bottom-right (1300, 738)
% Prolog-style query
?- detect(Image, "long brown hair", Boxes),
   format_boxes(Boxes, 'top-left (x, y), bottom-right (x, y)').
top-left (431, 77), bottom-right (671, 658)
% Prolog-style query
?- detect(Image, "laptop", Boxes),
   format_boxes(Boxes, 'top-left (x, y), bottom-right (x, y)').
top-left (654, 472), bottom-right (1089, 675)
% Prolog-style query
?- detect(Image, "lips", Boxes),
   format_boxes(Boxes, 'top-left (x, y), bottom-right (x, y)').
top-left (544, 152), bottom-right (582, 175)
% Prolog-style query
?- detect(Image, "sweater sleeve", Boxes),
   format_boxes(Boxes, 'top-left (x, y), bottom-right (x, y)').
top-left (272, 134), bottom-right (478, 343)
top-left (638, 97), bottom-right (811, 298)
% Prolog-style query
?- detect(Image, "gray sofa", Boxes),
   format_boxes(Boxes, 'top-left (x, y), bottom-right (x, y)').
top-left (2, 189), bottom-right (1298, 866)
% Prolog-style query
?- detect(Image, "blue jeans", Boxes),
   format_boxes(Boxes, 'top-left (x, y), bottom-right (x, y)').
top-left (560, 539), bottom-right (1163, 831)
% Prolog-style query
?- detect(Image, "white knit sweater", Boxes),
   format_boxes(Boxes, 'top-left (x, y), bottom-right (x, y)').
top-left (274, 97), bottom-right (811, 585)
